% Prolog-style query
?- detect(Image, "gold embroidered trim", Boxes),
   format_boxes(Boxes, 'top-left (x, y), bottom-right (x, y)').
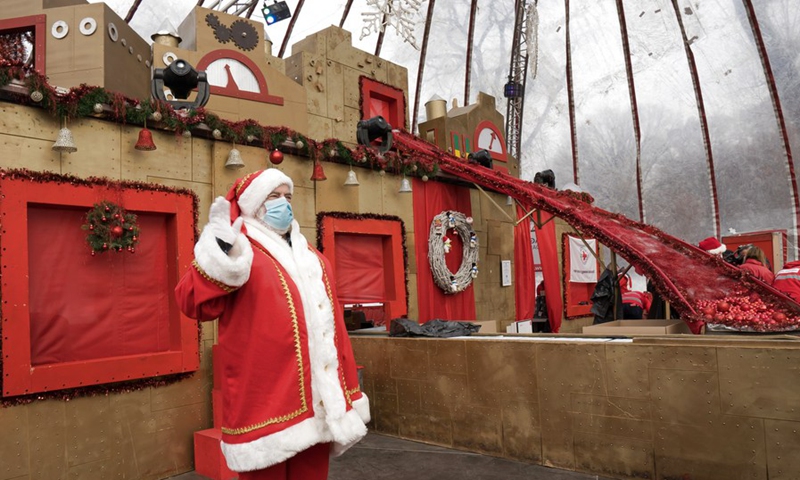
top-left (221, 245), bottom-right (308, 435)
top-left (316, 252), bottom-right (360, 406)
top-left (192, 260), bottom-right (237, 293)
top-left (235, 172), bottom-right (256, 197)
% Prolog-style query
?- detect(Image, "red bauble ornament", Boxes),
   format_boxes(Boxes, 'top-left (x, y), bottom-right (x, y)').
top-left (269, 149), bottom-right (284, 165)
top-left (111, 225), bottom-right (124, 237)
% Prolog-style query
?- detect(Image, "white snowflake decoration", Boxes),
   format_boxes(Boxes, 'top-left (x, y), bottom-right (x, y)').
top-left (360, 0), bottom-right (423, 50)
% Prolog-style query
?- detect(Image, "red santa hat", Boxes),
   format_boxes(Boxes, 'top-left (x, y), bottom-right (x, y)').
top-left (225, 169), bottom-right (294, 220)
top-left (698, 236), bottom-right (726, 255)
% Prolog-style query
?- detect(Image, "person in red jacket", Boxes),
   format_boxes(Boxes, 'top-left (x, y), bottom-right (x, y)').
top-left (175, 169), bottom-right (369, 480)
top-left (739, 245), bottom-right (774, 284)
top-left (622, 289), bottom-right (652, 319)
top-left (773, 260), bottom-right (800, 303)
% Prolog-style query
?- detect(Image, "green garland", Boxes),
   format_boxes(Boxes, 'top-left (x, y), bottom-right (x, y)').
top-left (82, 201), bottom-right (140, 254)
top-left (0, 63), bottom-right (447, 179)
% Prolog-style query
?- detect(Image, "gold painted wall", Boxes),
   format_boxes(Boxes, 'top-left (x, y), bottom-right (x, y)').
top-left (285, 26), bottom-right (409, 146)
top-left (0, 103), bottom-right (216, 479)
top-left (352, 335), bottom-right (800, 480)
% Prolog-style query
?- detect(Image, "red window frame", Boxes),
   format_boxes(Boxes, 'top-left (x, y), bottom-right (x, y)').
top-left (318, 215), bottom-right (407, 320)
top-left (0, 14), bottom-right (46, 75)
top-left (360, 76), bottom-right (407, 130)
top-left (0, 176), bottom-right (198, 397)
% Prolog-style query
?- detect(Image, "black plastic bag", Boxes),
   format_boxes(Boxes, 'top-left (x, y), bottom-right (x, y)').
top-left (591, 268), bottom-right (620, 324)
top-left (389, 318), bottom-right (481, 338)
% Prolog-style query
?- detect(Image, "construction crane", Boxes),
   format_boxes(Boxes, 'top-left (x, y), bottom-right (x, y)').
top-left (504, 0), bottom-right (535, 166)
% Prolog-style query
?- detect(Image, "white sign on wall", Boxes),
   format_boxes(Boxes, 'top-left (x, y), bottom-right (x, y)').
top-left (501, 260), bottom-right (512, 286)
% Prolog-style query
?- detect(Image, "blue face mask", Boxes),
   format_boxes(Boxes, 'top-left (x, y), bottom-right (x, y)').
top-left (262, 196), bottom-right (293, 232)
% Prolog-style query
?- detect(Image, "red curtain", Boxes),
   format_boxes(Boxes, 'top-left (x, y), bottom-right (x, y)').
top-left (334, 233), bottom-right (385, 303)
top-left (534, 211), bottom-right (563, 332)
top-left (514, 204), bottom-right (536, 320)
top-left (28, 206), bottom-right (171, 365)
top-left (412, 178), bottom-right (476, 322)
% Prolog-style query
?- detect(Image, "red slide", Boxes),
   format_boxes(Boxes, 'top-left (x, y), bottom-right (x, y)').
top-left (394, 130), bottom-right (800, 334)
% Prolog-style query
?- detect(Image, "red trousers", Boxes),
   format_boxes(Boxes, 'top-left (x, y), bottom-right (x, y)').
top-left (237, 442), bottom-right (330, 480)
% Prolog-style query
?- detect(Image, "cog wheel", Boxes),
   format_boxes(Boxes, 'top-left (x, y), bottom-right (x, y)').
top-left (205, 13), bottom-right (232, 43)
top-left (214, 24), bottom-right (232, 43)
top-left (205, 13), bottom-right (220, 28)
top-left (230, 19), bottom-right (259, 51)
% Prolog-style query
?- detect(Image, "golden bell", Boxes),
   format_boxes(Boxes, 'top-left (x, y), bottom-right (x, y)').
top-left (52, 127), bottom-right (77, 153)
top-left (225, 147), bottom-right (245, 169)
top-left (344, 168), bottom-right (359, 186)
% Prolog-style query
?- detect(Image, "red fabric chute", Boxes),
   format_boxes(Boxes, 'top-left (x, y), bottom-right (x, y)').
top-left (27, 206), bottom-right (171, 366)
top-left (334, 233), bottom-right (385, 303)
top-left (534, 211), bottom-right (563, 332)
top-left (412, 178), bottom-right (476, 322)
top-left (514, 204), bottom-right (536, 320)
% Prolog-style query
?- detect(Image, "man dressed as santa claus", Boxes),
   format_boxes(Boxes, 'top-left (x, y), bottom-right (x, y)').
top-left (176, 169), bottom-right (370, 480)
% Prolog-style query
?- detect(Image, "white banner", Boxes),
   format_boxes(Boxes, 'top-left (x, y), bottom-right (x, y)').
top-left (568, 236), bottom-right (597, 283)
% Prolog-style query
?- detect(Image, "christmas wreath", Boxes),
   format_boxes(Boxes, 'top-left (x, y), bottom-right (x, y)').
top-left (82, 201), bottom-right (140, 254)
top-left (428, 210), bottom-right (479, 294)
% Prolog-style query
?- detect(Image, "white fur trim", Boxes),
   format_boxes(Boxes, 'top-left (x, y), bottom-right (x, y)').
top-left (329, 409), bottom-right (369, 458)
top-left (238, 169), bottom-right (294, 217)
top-left (212, 193), bottom-right (369, 473)
top-left (352, 394), bottom-right (371, 425)
top-left (221, 403), bottom-right (368, 471)
top-left (193, 224), bottom-right (253, 287)
top-left (708, 244), bottom-right (727, 255)
top-left (244, 219), bottom-right (347, 414)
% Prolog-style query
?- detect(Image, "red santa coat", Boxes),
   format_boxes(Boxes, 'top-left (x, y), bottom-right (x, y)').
top-left (176, 216), bottom-right (369, 472)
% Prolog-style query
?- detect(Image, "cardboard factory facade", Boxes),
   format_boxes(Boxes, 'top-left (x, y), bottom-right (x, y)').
top-left (6, 2), bottom-right (800, 480)
top-left (0, 1), bottom-right (531, 478)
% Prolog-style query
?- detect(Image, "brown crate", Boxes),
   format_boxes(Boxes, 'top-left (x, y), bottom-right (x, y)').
top-left (472, 320), bottom-right (498, 333)
top-left (582, 319), bottom-right (691, 335)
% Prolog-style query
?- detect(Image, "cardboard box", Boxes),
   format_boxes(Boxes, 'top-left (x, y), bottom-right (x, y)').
top-left (473, 320), bottom-right (498, 333)
top-left (582, 319), bottom-right (691, 335)
top-left (506, 320), bottom-right (533, 333)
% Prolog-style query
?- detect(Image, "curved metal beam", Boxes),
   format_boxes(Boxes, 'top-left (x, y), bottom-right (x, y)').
top-left (742, 0), bottom-right (800, 247)
top-left (464, 0), bottom-right (479, 105)
top-left (412, 0), bottom-right (436, 134)
top-left (564, 0), bottom-right (579, 184)
top-left (669, 0), bottom-right (721, 238)
top-left (278, 0), bottom-right (306, 58)
top-left (340, 0), bottom-right (355, 27)
top-left (614, 0), bottom-right (644, 223)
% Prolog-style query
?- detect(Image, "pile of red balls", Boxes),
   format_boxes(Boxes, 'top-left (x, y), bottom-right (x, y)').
top-left (695, 292), bottom-right (798, 332)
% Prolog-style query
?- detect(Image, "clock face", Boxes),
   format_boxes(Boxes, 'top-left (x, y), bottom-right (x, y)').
top-left (476, 126), bottom-right (504, 156)
top-left (205, 58), bottom-right (260, 94)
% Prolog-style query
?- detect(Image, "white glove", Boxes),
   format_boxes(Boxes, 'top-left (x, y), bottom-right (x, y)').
top-left (207, 196), bottom-right (244, 247)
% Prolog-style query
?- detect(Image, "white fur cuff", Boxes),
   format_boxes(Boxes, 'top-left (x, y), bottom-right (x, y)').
top-left (352, 395), bottom-right (371, 425)
top-left (194, 225), bottom-right (253, 288)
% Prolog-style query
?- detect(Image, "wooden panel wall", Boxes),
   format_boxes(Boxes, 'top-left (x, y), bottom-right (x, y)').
top-left (352, 335), bottom-right (800, 479)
